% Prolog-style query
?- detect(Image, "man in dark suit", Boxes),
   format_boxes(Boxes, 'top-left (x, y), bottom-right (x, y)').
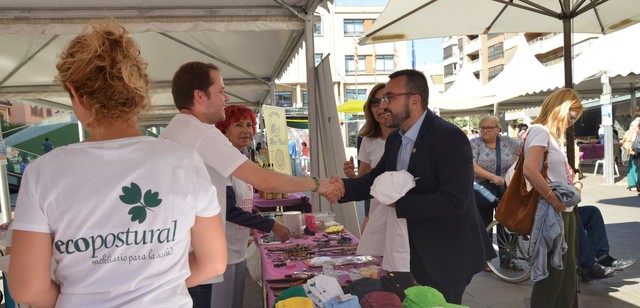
top-left (335, 69), bottom-right (495, 304)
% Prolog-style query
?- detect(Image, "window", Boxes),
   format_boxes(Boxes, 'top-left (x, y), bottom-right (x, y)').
top-left (443, 45), bottom-right (454, 59)
top-left (314, 22), bottom-right (323, 36)
top-left (444, 81), bottom-right (454, 91)
top-left (345, 88), bottom-right (367, 101)
top-left (487, 33), bottom-right (502, 40)
top-left (345, 55), bottom-right (366, 74)
top-left (302, 90), bottom-right (308, 107)
top-left (275, 91), bottom-right (293, 107)
top-left (375, 55), bottom-right (394, 73)
top-left (444, 63), bottom-right (457, 77)
top-left (46, 108), bottom-right (52, 117)
top-left (347, 119), bottom-right (364, 147)
top-left (488, 42), bottom-right (504, 61)
top-left (488, 65), bottom-right (504, 81)
top-left (343, 19), bottom-right (365, 36)
top-left (315, 53), bottom-right (323, 66)
top-left (30, 106), bottom-right (43, 117)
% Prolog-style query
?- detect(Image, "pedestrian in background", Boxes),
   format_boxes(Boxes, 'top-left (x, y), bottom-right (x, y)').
top-left (42, 137), bottom-right (54, 153)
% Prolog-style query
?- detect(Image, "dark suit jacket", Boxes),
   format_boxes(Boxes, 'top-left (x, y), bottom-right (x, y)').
top-left (340, 109), bottom-right (495, 283)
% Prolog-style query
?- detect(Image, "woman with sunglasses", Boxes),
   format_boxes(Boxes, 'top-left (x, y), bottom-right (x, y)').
top-left (343, 84), bottom-right (391, 231)
top-left (525, 88), bottom-right (584, 308)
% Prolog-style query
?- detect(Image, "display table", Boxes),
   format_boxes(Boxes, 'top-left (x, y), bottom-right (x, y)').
top-left (579, 143), bottom-right (604, 164)
top-left (254, 228), bottom-right (381, 307)
top-left (253, 192), bottom-right (311, 213)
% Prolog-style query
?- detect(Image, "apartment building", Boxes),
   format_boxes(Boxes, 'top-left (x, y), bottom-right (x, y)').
top-left (443, 32), bottom-right (599, 91)
top-left (276, 0), bottom-right (408, 150)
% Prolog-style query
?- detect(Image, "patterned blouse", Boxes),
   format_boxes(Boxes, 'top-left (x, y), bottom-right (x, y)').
top-left (470, 135), bottom-right (520, 183)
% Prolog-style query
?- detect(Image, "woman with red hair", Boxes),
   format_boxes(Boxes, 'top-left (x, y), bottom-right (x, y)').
top-left (213, 105), bottom-right (291, 308)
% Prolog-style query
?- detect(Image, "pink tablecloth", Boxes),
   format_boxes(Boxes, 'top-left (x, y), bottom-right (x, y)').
top-left (253, 192), bottom-right (310, 212)
top-left (254, 229), bottom-right (381, 307)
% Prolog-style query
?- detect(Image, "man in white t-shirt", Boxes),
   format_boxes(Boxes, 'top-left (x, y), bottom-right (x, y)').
top-left (160, 61), bottom-right (344, 307)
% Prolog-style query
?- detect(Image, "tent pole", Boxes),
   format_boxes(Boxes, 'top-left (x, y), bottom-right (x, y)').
top-left (601, 73), bottom-right (615, 185)
top-left (0, 120), bottom-right (11, 223)
top-left (563, 17), bottom-right (577, 171)
top-left (304, 13), bottom-right (322, 212)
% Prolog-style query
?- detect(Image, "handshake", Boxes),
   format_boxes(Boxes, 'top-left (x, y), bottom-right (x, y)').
top-left (316, 176), bottom-right (345, 203)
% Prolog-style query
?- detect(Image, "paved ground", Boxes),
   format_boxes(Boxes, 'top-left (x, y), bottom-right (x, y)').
top-left (461, 163), bottom-right (640, 308)
top-left (243, 163), bottom-right (640, 307)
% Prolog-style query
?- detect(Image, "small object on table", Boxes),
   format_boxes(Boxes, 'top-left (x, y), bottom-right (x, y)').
top-left (325, 225), bottom-right (344, 234)
top-left (304, 226), bottom-right (316, 236)
top-left (304, 213), bottom-right (317, 232)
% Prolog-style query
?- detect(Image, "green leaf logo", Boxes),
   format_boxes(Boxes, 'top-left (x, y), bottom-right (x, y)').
top-left (120, 182), bottom-right (162, 224)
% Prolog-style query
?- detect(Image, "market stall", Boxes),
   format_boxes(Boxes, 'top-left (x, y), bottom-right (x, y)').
top-left (253, 216), bottom-right (381, 307)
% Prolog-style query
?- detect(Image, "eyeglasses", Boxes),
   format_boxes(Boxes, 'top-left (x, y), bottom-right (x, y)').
top-left (480, 126), bottom-right (498, 131)
top-left (369, 97), bottom-right (382, 108)
top-left (381, 92), bottom-right (416, 103)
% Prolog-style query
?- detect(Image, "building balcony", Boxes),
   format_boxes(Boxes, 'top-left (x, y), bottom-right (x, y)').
top-left (465, 37), bottom-right (481, 54)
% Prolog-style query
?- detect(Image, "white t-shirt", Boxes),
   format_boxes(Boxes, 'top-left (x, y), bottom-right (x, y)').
top-left (524, 125), bottom-right (575, 211)
top-left (357, 136), bottom-right (385, 214)
top-left (12, 137), bottom-right (219, 307)
top-left (226, 176), bottom-right (254, 264)
top-left (160, 113), bottom-right (248, 282)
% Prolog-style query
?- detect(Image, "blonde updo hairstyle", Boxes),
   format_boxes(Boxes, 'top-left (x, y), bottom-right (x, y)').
top-left (55, 19), bottom-right (150, 128)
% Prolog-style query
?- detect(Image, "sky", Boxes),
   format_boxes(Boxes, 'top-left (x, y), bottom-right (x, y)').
top-left (407, 38), bottom-right (443, 67)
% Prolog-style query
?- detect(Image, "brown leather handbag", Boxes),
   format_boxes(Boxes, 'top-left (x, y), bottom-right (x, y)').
top-left (494, 149), bottom-right (548, 235)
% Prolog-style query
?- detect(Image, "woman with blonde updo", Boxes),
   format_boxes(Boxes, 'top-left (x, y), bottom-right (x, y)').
top-left (8, 19), bottom-right (227, 307)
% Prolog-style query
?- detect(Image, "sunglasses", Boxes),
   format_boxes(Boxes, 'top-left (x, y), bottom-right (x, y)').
top-left (569, 115), bottom-right (578, 123)
top-left (369, 97), bottom-right (382, 108)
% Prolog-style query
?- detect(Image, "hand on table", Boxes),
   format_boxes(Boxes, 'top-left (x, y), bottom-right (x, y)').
top-left (343, 157), bottom-right (357, 178)
top-left (271, 220), bottom-right (291, 243)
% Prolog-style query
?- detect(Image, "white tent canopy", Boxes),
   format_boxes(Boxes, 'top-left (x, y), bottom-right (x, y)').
top-left (485, 36), bottom-right (551, 101)
top-left (573, 24), bottom-right (640, 90)
top-left (0, 0), bottom-right (326, 124)
top-left (431, 61), bottom-right (496, 111)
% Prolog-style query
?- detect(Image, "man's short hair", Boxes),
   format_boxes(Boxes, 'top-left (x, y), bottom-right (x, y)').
top-left (388, 69), bottom-right (429, 110)
top-left (172, 62), bottom-right (219, 110)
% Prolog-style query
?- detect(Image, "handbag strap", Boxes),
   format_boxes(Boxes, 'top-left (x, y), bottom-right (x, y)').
top-left (495, 136), bottom-right (501, 176)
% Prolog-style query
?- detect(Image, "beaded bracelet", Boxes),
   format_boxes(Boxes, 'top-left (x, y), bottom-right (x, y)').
top-left (311, 176), bottom-right (320, 192)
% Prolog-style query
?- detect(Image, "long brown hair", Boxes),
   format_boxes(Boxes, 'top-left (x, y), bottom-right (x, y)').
top-left (359, 83), bottom-right (386, 138)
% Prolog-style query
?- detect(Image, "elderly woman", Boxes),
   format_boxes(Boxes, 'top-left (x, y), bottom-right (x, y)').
top-left (8, 20), bottom-right (227, 307)
top-left (470, 115), bottom-right (520, 228)
top-left (525, 88), bottom-right (584, 308)
top-left (214, 105), bottom-right (291, 308)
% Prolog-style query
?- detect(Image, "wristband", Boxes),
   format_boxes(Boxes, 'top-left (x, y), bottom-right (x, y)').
top-left (311, 176), bottom-right (320, 192)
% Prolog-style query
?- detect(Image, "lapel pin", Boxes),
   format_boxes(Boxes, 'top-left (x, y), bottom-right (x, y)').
top-left (412, 148), bottom-right (416, 154)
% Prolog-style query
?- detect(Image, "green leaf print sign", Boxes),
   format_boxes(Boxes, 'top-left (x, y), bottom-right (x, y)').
top-left (119, 182), bottom-right (163, 224)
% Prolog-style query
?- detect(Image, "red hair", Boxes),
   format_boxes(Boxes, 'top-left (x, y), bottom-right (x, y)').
top-left (215, 105), bottom-right (257, 135)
